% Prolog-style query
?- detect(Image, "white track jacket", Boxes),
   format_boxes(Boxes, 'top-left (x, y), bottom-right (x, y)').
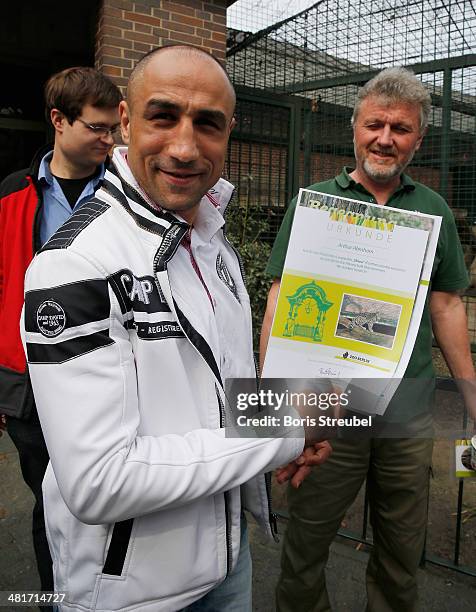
top-left (21, 151), bottom-right (303, 612)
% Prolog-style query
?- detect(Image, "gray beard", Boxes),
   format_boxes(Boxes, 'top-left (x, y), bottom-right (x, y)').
top-left (354, 140), bottom-right (416, 184)
top-left (362, 158), bottom-right (404, 183)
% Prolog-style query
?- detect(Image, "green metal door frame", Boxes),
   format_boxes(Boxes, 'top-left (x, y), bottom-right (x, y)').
top-left (439, 67), bottom-right (453, 200)
top-left (235, 85), bottom-right (312, 204)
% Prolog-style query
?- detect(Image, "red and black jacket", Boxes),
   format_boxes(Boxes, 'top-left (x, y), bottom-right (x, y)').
top-left (0, 145), bottom-right (52, 418)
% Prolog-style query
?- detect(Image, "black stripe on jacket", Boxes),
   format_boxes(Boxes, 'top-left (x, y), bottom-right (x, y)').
top-left (25, 279), bottom-right (110, 333)
top-left (40, 199), bottom-right (110, 252)
top-left (102, 519), bottom-right (134, 576)
top-left (26, 331), bottom-right (114, 364)
top-left (102, 178), bottom-right (169, 237)
top-left (173, 299), bottom-right (222, 388)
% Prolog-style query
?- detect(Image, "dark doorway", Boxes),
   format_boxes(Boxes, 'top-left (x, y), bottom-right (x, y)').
top-left (0, 0), bottom-right (100, 179)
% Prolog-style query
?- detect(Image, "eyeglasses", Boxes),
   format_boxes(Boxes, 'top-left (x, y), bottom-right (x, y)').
top-left (76, 118), bottom-right (120, 138)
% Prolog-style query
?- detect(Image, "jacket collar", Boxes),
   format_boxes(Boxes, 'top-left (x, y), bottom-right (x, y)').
top-left (38, 150), bottom-right (105, 188)
top-left (30, 142), bottom-right (110, 186)
top-left (29, 143), bottom-right (54, 181)
top-left (109, 146), bottom-right (235, 229)
top-left (336, 166), bottom-right (416, 193)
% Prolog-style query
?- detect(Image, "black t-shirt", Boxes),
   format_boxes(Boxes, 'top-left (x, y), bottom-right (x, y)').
top-left (54, 172), bottom-right (98, 209)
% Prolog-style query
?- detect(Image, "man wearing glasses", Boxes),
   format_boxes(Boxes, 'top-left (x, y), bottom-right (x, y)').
top-left (0, 66), bottom-right (122, 608)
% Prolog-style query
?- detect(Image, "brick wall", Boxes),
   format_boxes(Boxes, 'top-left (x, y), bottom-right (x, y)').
top-left (95, 0), bottom-right (227, 92)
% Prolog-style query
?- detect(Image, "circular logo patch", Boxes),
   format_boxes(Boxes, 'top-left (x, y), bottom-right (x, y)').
top-left (36, 300), bottom-right (66, 337)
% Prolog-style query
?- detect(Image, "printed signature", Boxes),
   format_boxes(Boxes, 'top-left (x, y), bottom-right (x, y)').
top-left (318, 367), bottom-right (339, 376)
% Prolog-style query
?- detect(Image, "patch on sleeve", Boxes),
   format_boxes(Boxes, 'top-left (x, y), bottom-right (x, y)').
top-left (25, 278), bottom-right (114, 364)
top-left (26, 331), bottom-right (114, 364)
top-left (25, 279), bottom-right (110, 333)
top-left (36, 300), bottom-right (67, 337)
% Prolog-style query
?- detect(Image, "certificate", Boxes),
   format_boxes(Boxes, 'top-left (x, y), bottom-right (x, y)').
top-left (262, 189), bottom-right (441, 414)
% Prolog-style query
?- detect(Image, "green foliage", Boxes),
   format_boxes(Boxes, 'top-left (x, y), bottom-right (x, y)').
top-left (225, 202), bottom-right (272, 350)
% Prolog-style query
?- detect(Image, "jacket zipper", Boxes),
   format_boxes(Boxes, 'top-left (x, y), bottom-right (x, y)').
top-left (216, 389), bottom-right (233, 575)
top-left (223, 227), bottom-right (278, 540)
top-left (265, 472), bottom-right (279, 541)
top-left (31, 178), bottom-right (44, 253)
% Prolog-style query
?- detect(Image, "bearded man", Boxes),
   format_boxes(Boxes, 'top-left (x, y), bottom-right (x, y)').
top-left (261, 67), bottom-right (475, 612)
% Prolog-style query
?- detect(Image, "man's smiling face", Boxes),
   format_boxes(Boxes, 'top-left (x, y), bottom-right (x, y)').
top-left (353, 95), bottom-right (424, 185)
top-left (120, 49), bottom-right (235, 223)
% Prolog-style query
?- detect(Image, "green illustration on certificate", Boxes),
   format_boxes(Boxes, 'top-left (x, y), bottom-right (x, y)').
top-left (283, 281), bottom-right (333, 342)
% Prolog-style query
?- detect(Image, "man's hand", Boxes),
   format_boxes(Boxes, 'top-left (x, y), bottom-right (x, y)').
top-left (0, 414), bottom-right (6, 437)
top-left (458, 378), bottom-right (476, 432)
top-left (275, 440), bottom-right (332, 488)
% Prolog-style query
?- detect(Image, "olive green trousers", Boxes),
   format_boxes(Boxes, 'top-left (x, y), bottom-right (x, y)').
top-left (276, 435), bottom-right (434, 612)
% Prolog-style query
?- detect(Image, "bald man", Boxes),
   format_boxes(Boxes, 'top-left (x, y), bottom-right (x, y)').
top-left (21, 46), bottom-right (305, 612)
